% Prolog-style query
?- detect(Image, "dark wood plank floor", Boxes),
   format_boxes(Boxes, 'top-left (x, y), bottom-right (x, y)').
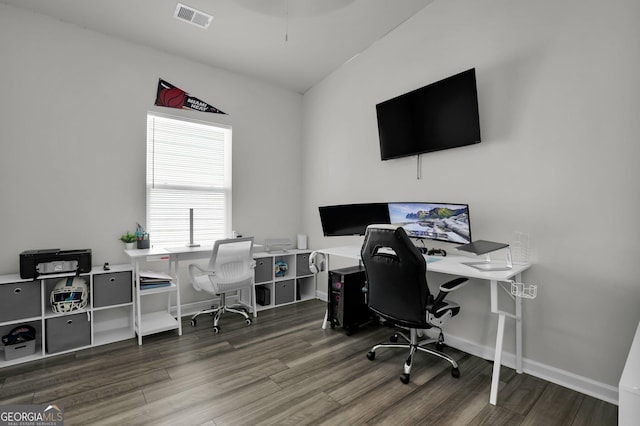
top-left (0, 300), bottom-right (617, 425)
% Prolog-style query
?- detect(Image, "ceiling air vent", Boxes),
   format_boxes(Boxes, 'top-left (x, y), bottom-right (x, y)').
top-left (174, 3), bottom-right (213, 29)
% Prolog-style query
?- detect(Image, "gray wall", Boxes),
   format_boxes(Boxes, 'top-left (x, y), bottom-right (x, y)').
top-left (301, 0), bottom-right (640, 398)
top-left (0, 4), bottom-right (304, 275)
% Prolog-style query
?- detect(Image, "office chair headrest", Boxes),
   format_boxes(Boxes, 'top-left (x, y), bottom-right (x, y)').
top-left (361, 223), bottom-right (429, 327)
top-left (362, 224), bottom-right (423, 263)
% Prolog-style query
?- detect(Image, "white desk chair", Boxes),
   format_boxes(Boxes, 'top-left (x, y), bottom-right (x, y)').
top-left (188, 237), bottom-right (256, 333)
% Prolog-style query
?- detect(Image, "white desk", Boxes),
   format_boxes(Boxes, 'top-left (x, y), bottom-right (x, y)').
top-left (318, 245), bottom-right (532, 406)
top-left (125, 245), bottom-right (259, 345)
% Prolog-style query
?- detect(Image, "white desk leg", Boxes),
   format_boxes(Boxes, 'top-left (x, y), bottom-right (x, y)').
top-left (490, 313), bottom-right (506, 405)
top-left (173, 257), bottom-right (182, 336)
top-left (252, 284), bottom-right (258, 318)
top-left (321, 254), bottom-right (331, 329)
top-left (515, 272), bottom-right (523, 374)
top-left (134, 259), bottom-right (142, 346)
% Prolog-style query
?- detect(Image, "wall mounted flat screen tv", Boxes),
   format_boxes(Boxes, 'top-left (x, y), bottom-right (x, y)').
top-left (388, 202), bottom-right (472, 244)
top-left (376, 68), bottom-right (481, 160)
top-left (319, 203), bottom-right (390, 236)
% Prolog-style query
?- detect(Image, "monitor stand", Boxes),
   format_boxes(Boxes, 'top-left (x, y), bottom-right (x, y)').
top-left (456, 240), bottom-right (513, 271)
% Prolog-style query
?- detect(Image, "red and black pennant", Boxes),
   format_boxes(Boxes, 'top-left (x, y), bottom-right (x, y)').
top-left (155, 79), bottom-right (226, 114)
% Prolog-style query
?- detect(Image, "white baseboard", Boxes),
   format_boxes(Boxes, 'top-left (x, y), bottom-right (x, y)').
top-left (441, 333), bottom-right (619, 405)
top-left (312, 291), bottom-right (618, 405)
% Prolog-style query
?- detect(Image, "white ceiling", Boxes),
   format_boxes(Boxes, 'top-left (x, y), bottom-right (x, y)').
top-left (1, 0), bottom-right (435, 93)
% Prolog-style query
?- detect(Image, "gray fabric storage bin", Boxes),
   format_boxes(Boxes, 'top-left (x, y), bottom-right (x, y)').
top-left (0, 281), bottom-right (41, 322)
top-left (254, 257), bottom-right (272, 283)
top-left (275, 280), bottom-right (295, 305)
top-left (46, 313), bottom-right (91, 354)
top-left (93, 271), bottom-right (132, 307)
top-left (296, 253), bottom-right (311, 276)
top-left (4, 339), bottom-right (36, 361)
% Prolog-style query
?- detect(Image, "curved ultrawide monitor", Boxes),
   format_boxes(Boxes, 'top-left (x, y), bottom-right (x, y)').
top-left (388, 202), bottom-right (471, 244)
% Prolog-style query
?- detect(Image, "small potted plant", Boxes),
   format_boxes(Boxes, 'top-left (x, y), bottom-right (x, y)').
top-left (119, 232), bottom-right (137, 250)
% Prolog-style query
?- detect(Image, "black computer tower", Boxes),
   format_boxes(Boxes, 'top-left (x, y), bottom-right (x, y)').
top-left (328, 265), bottom-right (371, 335)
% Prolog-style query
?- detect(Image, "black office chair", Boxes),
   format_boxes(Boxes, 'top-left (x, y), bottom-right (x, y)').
top-left (361, 224), bottom-right (468, 384)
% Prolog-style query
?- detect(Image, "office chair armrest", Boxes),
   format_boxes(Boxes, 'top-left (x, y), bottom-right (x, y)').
top-left (439, 277), bottom-right (468, 293)
top-left (188, 263), bottom-right (216, 277)
top-left (432, 277), bottom-right (468, 308)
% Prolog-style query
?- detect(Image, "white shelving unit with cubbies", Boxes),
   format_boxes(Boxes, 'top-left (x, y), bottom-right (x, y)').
top-left (253, 249), bottom-right (316, 313)
top-left (0, 264), bottom-right (134, 368)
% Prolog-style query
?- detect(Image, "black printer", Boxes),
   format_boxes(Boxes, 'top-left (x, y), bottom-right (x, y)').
top-left (20, 249), bottom-right (92, 279)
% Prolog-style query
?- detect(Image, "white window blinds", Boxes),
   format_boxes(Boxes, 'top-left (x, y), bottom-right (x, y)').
top-left (146, 112), bottom-right (231, 248)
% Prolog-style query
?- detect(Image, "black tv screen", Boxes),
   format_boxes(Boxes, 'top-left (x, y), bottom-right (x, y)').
top-left (319, 203), bottom-right (390, 236)
top-left (376, 68), bottom-right (481, 160)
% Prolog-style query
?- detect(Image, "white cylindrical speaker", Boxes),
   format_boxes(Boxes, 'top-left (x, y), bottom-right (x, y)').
top-left (297, 234), bottom-right (307, 250)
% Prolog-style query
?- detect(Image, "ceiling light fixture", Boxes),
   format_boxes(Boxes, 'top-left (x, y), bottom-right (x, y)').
top-left (173, 3), bottom-right (213, 29)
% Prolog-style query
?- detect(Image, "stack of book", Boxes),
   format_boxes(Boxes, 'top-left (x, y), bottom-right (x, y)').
top-left (139, 271), bottom-right (172, 289)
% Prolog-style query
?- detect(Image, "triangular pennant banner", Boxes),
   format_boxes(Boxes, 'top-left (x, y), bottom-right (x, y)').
top-left (155, 79), bottom-right (226, 114)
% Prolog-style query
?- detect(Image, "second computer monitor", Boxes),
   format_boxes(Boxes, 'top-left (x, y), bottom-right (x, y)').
top-left (388, 202), bottom-right (472, 244)
top-left (318, 203), bottom-right (391, 236)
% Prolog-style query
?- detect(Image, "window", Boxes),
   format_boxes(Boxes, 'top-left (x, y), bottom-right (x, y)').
top-left (146, 112), bottom-right (231, 248)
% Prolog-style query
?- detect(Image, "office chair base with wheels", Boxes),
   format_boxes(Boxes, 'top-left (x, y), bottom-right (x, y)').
top-left (366, 327), bottom-right (459, 384)
top-left (190, 293), bottom-right (252, 333)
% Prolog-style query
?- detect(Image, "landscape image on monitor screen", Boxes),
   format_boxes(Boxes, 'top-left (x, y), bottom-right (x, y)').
top-left (388, 203), bottom-right (471, 244)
